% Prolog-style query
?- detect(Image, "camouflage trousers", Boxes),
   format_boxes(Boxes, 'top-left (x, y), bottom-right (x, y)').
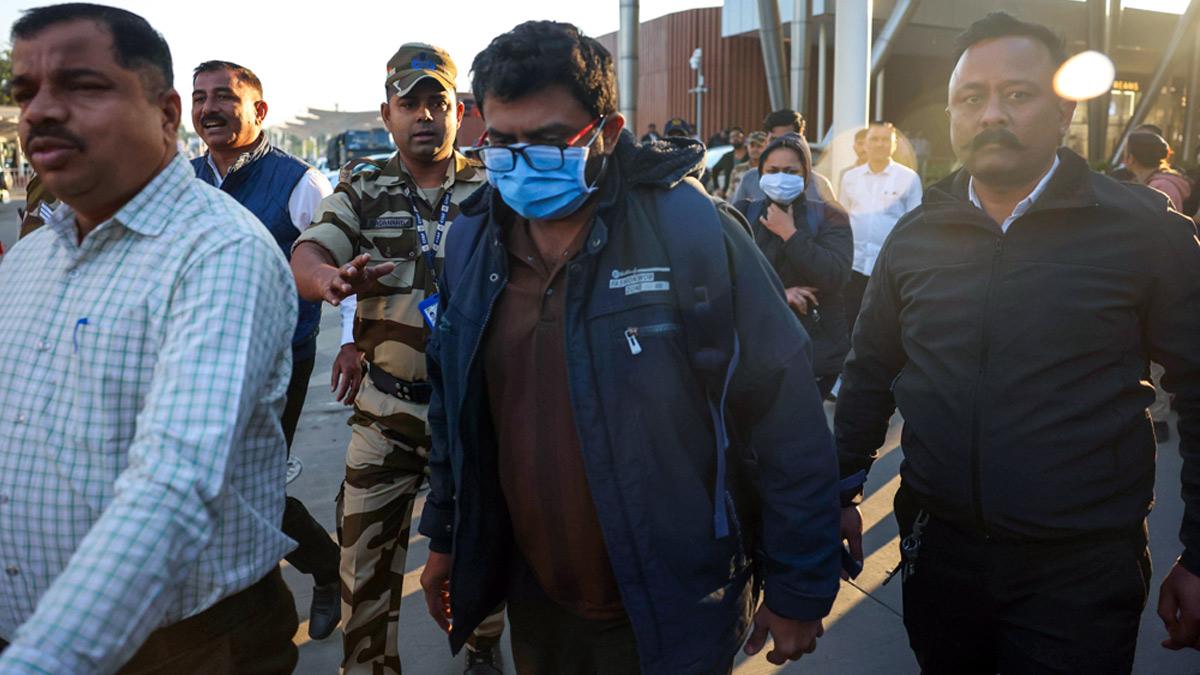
top-left (338, 419), bottom-right (505, 675)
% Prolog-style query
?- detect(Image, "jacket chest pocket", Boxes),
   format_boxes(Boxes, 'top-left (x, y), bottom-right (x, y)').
top-left (587, 297), bottom-right (689, 386)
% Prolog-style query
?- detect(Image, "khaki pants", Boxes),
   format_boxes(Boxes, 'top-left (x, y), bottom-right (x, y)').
top-left (339, 420), bottom-right (504, 674)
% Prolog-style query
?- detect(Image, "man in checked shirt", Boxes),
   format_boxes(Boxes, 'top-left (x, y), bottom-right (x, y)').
top-left (0, 4), bottom-right (300, 673)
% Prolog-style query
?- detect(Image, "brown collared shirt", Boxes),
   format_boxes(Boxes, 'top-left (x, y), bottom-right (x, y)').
top-left (483, 216), bottom-right (625, 620)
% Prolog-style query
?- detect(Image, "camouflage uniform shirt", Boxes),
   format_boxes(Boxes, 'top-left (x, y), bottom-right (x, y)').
top-left (294, 151), bottom-right (485, 438)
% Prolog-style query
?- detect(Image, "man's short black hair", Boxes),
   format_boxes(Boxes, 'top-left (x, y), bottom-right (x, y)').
top-left (193, 60), bottom-right (263, 96)
top-left (12, 3), bottom-right (173, 95)
top-left (763, 109), bottom-right (804, 133)
top-left (1135, 123), bottom-right (1165, 137)
top-left (729, 125), bottom-right (745, 134)
top-left (954, 12), bottom-right (1067, 67)
top-left (471, 21), bottom-right (616, 119)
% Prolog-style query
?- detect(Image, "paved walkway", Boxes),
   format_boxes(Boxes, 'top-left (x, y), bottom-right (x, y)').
top-left (284, 308), bottom-right (1200, 674)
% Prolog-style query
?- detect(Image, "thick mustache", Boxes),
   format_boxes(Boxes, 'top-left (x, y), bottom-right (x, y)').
top-left (200, 114), bottom-right (228, 127)
top-left (969, 128), bottom-right (1022, 151)
top-left (25, 125), bottom-right (86, 152)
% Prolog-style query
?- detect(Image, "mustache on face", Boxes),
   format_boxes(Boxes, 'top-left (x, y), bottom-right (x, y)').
top-left (969, 127), bottom-right (1022, 152)
top-left (24, 123), bottom-right (87, 152)
top-left (199, 113), bottom-right (229, 129)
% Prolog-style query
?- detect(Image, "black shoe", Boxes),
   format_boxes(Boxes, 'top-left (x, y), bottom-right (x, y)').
top-left (308, 581), bottom-right (341, 640)
top-left (1154, 420), bottom-right (1171, 444)
top-left (465, 644), bottom-right (502, 675)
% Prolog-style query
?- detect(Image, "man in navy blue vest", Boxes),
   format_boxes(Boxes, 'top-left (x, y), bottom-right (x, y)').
top-left (190, 60), bottom-right (342, 640)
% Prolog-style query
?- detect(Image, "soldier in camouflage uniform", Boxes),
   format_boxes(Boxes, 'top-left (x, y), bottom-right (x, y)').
top-left (291, 44), bottom-right (504, 675)
top-left (18, 173), bottom-right (57, 239)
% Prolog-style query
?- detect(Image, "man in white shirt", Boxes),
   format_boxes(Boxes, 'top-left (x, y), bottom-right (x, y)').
top-left (190, 59), bottom-right (342, 640)
top-left (839, 121), bottom-right (923, 335)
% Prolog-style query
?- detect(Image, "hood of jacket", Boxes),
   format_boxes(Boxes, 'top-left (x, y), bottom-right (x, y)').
top-left (460, 128), bottom-right (708, 218)
top-left (613, 128), bottom-right (708, 189)
top-left (1148, 170), bottom-right (1192, 196)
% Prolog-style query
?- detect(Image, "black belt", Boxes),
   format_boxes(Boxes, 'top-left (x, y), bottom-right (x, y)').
top-left (369, 364), bottom-right (432, 404)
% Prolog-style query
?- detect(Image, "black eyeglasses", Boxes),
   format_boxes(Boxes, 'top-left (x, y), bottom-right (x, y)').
top-left (466, 116), bottom-right (607, 173)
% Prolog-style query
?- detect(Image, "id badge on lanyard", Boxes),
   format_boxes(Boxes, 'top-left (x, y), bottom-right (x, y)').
top-left (407, 184), bottom-right (453, 329)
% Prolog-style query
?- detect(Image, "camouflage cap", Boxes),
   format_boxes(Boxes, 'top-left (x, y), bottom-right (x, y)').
top-left (386, 43), bottom-right (457, 98)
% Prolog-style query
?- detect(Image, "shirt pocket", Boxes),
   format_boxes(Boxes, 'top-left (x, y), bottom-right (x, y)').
top-left (60, 311), bottom-right (151, 510)
top-left (67, 311), bottom-right (152, 441)
top-left (363, 227), bottom-right (420, 288)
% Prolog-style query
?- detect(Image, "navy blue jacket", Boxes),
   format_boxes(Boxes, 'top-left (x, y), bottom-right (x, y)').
top-left (192, 140), bottom-right (319, 358)
top-left (419, 133), bottom-right (841, 673)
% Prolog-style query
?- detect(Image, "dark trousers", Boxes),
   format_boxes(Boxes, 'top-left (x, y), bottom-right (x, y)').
top-left (895, 487), bottom-right (1150, 675)
top-left (507, 555), bottom-right (641, 675)
top-left (118, 568), bottom-right (298, 674)
top-left (281, 352), bottom-right (339, 587)
top-left (816, 374), bottom-right (838, 400)
top-left (281, 352), bottom-right (316, 451)
top-left (844, 271), bottom-right (870, 339)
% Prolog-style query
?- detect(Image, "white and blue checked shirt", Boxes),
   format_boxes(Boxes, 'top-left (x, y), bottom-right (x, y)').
top-left (0, 154), bottom-right (297, 673)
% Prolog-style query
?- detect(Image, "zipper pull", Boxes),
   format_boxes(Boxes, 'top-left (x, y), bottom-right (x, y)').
top-left (624, 327), bottom-right (642, 355)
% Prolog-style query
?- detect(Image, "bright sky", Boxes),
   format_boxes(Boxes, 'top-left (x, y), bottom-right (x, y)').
top-left (0, 0), bottom-right (722, 131)
top-left (0, 0), bottom-right (1188, 131)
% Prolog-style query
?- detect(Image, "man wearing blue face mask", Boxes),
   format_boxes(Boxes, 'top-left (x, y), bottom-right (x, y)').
top-left (290, 42), bottom-right (506, 675)
top-left (735, 133), bottom-right (853, 400)
top-left (417, 20), bottom-right (842, 674)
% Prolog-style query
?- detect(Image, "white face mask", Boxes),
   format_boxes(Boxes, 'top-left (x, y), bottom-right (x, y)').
top-left (759, 172), bottom-right (806, 204)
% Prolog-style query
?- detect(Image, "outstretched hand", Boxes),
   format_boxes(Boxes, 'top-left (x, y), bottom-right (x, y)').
top-left (320, 254), bottom-right (395, 306)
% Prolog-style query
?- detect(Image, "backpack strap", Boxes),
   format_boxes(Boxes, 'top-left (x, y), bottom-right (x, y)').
top-left (640, 177), bottom-right (740, 539)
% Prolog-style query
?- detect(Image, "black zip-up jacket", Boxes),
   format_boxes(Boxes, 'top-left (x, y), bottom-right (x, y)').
top-left (835, 148), bottom-right (1200, 572)
top-left (736, 196), bottom-right (852, 378)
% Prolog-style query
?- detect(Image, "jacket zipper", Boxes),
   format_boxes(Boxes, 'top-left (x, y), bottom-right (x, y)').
top-left (970, 236), bottom-right (1003, 535)
top-left (624, 323), bottom-right (680, 355)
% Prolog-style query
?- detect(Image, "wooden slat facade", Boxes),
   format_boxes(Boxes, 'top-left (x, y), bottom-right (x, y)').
top-left (598, 7), bottom-right (773, 141)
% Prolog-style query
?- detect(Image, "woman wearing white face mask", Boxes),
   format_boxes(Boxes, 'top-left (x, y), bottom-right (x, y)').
top-left (734, 133), bottom-right (854, 399)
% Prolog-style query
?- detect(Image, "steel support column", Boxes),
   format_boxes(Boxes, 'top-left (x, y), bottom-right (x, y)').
top-left (1087, 0), bottom-right (1112, 162)
top-left (790, 0), bottom-right (809, 116)
top-left (1185, 27), bottom-right (1200, 163)
top-left (757, 0), bottom-right (791, 111)
top-left (870, 0), bottom-right (919, 78)
top-left (817, 20), bottom-right (828, 137)
top-left (618, 0), bottom-right (639, 134)
top-left (1110, 0), bottom-right (1200, 166)
top-left (832, 0), bottom-right (871, 179)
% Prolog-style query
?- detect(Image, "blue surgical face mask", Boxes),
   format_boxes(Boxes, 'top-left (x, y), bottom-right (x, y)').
top-left (759, 172), bottom-right (806, 204)
top-left (485, 119), bottom-right (608, 221)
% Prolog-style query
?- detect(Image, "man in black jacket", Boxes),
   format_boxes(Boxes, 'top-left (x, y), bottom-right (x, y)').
top-left (836, 12), bottom-right (1200, 673)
